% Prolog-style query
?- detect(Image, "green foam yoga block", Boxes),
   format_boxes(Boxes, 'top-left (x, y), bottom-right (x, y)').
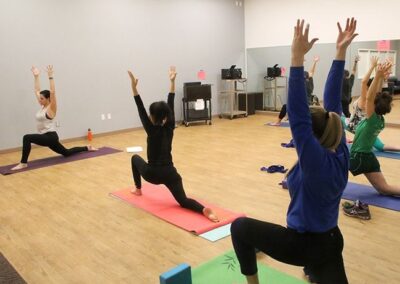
top-left (192, 250), bottom-right (306, 284)
top-left (160, 263), bottom-right (192, 284)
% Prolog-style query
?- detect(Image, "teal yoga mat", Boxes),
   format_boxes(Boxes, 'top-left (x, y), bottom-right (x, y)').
top-left (199, 223), bottom-right (232, 242)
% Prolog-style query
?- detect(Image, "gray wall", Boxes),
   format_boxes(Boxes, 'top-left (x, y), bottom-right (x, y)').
top-left (0, 0), bottom-right (245, 150)
top-left (247, 40), bottom-right (400, 104)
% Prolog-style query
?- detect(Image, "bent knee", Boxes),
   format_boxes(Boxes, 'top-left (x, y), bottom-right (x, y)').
top-left (131, 154), bottom-right (141, 162)
top-left (23, 134), bottom-right (31, 142)
top-left (231, 217), bottom-right (249, 236)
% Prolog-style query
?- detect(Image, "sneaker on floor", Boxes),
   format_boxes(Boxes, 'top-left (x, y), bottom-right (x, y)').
top-left (342, 200), bottom-right (371, 220)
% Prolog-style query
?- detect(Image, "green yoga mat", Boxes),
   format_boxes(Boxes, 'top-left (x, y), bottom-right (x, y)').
top-left (192, 250), bottom-right (306, 284)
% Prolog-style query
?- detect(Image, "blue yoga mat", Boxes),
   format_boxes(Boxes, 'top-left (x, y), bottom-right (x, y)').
top-left (374, 150), bottom-right (400, 159)
top-left (346, 144), bottom-right (400, 160)
top-left (265, 121), bottom-right (290, 128)
top-left (342, 182), bottom-right (400, 211)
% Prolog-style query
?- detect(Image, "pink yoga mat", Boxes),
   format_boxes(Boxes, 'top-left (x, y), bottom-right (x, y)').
top-left (110, 183), bottom-right (245, 234)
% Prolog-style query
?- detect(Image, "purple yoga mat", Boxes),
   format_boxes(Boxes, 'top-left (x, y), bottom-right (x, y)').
top-left (342, 182), bottom-right (400, 211)
top-left (0, 147), bottom-right (122, 175)
top-left (265, 121), bottom-right (290, 128)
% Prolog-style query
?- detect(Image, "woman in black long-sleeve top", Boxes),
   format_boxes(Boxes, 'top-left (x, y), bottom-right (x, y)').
top-left (127, 68), bottom-right (218, 222)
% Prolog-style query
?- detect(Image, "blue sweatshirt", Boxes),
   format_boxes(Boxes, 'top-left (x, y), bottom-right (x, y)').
top-left (286, 61), bottom-right (349, 233)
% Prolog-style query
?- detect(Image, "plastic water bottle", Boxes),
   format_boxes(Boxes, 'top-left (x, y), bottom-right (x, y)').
top-left (87, 128), bottom-right (93, 141)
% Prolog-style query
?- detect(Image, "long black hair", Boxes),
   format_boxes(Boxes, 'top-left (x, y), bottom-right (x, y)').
top-left (149, 101), bottom-right (172, 125)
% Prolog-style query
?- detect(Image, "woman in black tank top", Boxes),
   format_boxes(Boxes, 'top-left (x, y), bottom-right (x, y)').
top-left (127, 67), bottom-right (218, 222)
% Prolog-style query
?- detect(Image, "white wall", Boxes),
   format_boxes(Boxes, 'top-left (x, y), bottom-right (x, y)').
top-left (0, 0), bottom-right (245, 150)
top-left (245, 0), bottom-right (400, 48)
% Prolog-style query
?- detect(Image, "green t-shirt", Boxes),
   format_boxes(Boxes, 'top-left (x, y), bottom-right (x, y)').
top-left (351, 112), bottom-right (384, 153)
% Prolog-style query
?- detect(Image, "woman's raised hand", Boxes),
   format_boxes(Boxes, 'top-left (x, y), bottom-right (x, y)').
top-left (31, 66), bottom-right (40, 76)
top-left (127, 70), bottom-right (139, 96)
top-left (45, 65), bottom-right (54, 77)
top-left (376, 61), bottom-right (393, 78)
top-left (292, 20), bottom-right (318, 59)
top-left (336, 18), bottom-right (358, 51)
top-left (370, 56), bottom-right (379, 68)
top-left (169, 66), bottom-right (177, 81)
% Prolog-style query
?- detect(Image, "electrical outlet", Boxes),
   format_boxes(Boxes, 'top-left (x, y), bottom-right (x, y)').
top-left (107, 113), bottom-right (112, 119)
top-left (55, 121), bottom-right (60, 127)
top-left (101, 114), bottom-right (106, 120)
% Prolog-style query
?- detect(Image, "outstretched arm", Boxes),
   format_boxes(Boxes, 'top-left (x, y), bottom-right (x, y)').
top-left (31, 66), bottom-right (41, 104)
top-left (351, 55), bottom-right (359, 76)
top-left (288, 19), bottom-right (326, 170)
top-left (359, 56), bottom-right (379, 110)
top-left (308, 56), bottom-right (319, 77)
top-left (167, 67), bottom-right (177, 127)
top-left (347, 56), bottom-right (359, 92)
top-left (324, 18), bottom-right (358, 114)
top-left (365, 62), bottom-right (393, 118)
top-left (381, 59), bottom-right (394, 90)
top-left (167, 67), bottom-right (177, 112)
top-left (128, 70), bottom-right (152, 134)
top-left (45, 65), bottom-right (57, 118)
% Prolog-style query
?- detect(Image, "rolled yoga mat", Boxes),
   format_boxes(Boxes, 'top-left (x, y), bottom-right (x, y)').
top-left (342, 182), bottom-right (400, 211)
top-left (110, 183), bottom-right (245, 235)
top-left (192, 250), bottom-right (306, 284)
top-left (0, 147), bottom-right (122, 175)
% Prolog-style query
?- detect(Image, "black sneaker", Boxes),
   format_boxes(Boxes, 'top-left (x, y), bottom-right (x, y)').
top-left (342, 200), bottom-right (371, 220)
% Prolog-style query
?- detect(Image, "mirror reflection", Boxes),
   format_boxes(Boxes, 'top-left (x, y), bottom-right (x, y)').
top-left (246, 39), bottom-right (400, 125)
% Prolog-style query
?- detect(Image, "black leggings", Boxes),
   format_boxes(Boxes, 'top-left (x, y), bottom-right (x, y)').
top-left (231, 217), bottom-right (348, 284)
top-left (131, 155), bottom-right (204, 214)
top-left (278, 104), bottom-right (287, 120)
top-left (341, 100), bottom-right (351, 118)
top-left (21, 132), bottom-right (88, 163)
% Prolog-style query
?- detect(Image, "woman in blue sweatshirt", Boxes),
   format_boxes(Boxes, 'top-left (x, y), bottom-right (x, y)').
top-left (127, 68), bottom-right (218, 222)
top-left (231, 18), bottom-right (358, 284)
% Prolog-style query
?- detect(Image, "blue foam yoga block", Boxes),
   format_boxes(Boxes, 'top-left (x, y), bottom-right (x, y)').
top-left (160, 263), bottom-right (192, 284)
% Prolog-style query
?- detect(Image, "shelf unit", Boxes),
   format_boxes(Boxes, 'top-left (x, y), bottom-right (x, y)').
top-left (219, 79), bottom-right (248, 119)
top-left (263, 76), bottom-right (287, 111)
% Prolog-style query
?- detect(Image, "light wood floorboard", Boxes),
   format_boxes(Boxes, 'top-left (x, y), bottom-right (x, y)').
top-left (0, 114), bottom-right (399, 284)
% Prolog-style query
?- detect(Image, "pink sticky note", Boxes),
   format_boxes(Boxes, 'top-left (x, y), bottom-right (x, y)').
top-left (377, 40), bottom-right (391, 51)
top-left (281, 67), bottom-right (286, 76)
top-left (197, 70), bottom-right (206, 80)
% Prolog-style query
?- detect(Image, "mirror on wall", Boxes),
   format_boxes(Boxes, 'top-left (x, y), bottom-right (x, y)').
top-left (246, 39), bottom-right (400, 125)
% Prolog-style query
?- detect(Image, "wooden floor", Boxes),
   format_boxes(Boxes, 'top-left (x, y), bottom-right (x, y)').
top-left (386, 99), bottom-right (400, 125)
top-left (0, 114), bottom-right (399, 284)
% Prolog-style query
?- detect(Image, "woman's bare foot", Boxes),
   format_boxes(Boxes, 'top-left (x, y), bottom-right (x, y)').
top-left (268, 121), bottom-right (281, 126)
top-left (87, 145), bottom-right (98, 151)
top-left (11, 163), bottom-right (27, 171)
top-left (203, 207), bottom-right (219, 222)
top-left (130, 187), bottom-right (142, 196)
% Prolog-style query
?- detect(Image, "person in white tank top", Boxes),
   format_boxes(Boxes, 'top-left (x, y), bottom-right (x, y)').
top-left (36, 105), bottom-right (56, 134)
top-left (11, 66), bottom-right (97, 171)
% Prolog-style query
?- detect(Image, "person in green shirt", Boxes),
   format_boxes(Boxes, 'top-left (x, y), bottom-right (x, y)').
top-left (345, 56), bottom-right (400, 152)
top-left (350, 62), bottom-right (400, 196)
